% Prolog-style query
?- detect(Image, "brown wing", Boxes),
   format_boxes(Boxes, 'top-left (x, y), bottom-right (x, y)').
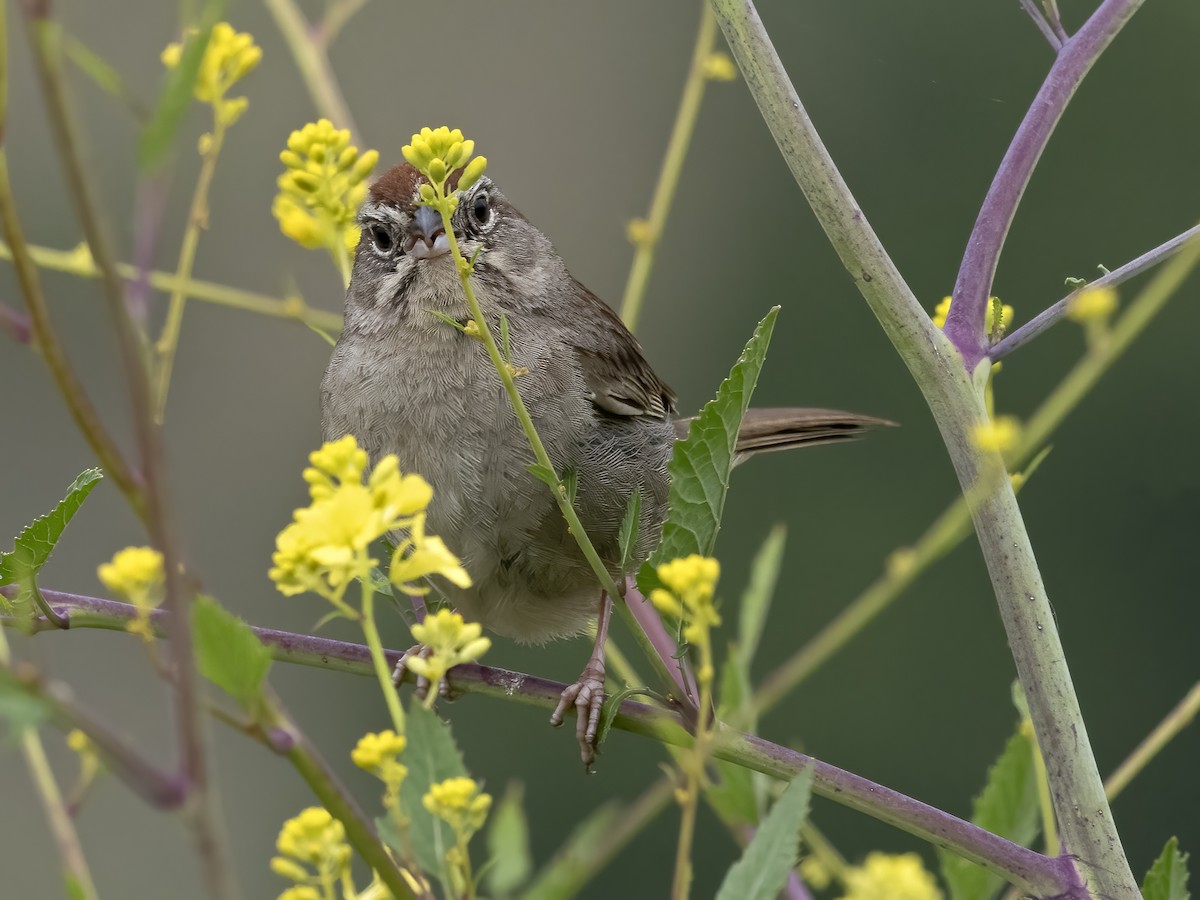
top-left (568, 277), bottom-right (677, 420)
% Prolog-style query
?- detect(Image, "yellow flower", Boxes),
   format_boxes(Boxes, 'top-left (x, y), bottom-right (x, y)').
top-left (1067, 284), bottom-right (1117, 322)
top-left (390, 526), bottom-right (472, 595)
top-left (649, 555), bottom-right (721, 681)
top-left (270, 807), bottom-right (351, 889)
top-left (931, 296), bottom-right (952, 329)
top-left (703, 52), bottom-right (738, 81)
top-left (277, 887), bottom-right (320, 900)
top-left (422, 776), bottom-right (492, 842)
top-left (98, 547), bottom-right (164, 638)
top-left (162, 23), bottom-right (260, 125)
top-left (275, 120), bottom-right (378, 258)
top-left (930, 296), bottom-right (1013, 338)
top-left (352, 730), bottom-right (409, 784)
top-left (799, 855), bottom-right (833, 891)
top-left (269, 436), bottom-right (438, 605)
top-left (401, 126), bottom-right (488, 205)
top-left (971, 415), bottom-right (1022, 455)
top-left (405, 609), bottom-right (490, 695)
top-left (838, 852), bottom-right (943, 900)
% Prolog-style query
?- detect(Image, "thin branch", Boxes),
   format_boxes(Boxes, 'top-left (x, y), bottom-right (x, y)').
top-left (619, 2), bottom-right (721, 332)
top-left (991, 223), bottom-right (1200, 360)
top-left (6, 587), bottom-right (1074, 898)
top-left (263, 0), bottom-right (360, 144)
top-left (21, 10), bottom-right (237, 896)
top-left (1106, 682), bottom-right (1200, 801)
top-left (0, 239), bottom-right (343, 332)
top-left (1043, 0), bottom-right (1071, 42)
top-left (1018, 0), bottom-right (1065, 51)
top-left (943, 0), bottom-right (1146, 369)
top-left (316, 0), bottom-right (369, 47)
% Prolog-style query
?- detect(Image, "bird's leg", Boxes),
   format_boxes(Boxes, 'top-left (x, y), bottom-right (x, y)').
top-left (391, 644), bottom-right (456, 702)
top-left (550, 589), bottom-right (612, 766)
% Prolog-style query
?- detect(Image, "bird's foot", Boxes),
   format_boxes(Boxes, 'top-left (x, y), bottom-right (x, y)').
top-left (550, 657), bottom-right (607, 767)
top-left (392, 645), bottom-right (456, 703)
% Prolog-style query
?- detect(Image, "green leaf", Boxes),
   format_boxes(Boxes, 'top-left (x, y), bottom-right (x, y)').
top-left (1142, 837), bottom-right (1191, 900)
top-left (708, 753), bottom-right (759, 826)
top-left (191, 596), bottom-right (272, 713)
top-left (738, 524), bottom-right (786, 671)
top-left (486, 782), bottom-right (532, 895)
top-left (617, 486), bottom-right (642, 571)
top-left (939, 727), bottom-right (1040, 900)
top-left (561, 467), bottom-right (578, 507)
top-left (137, 0), bottom-right (228, 172)
top-left (64, 35), bottom-right (136, 115)
top-left (519, 801), bottom-right (623, 900)
top-left (527, 463), bottom-right (558, 488)
top-left (714, 768), bottom-right (811, 900)
top-left (639, 308), bottom-right (779, 593)
top-left (398, 701), bottom-right (470, 887)
top-left (594, 687), bottom-right (654, 753)
top-left (0, 468), bottom-right (103, 617)
top-left (0, 672), bottom-right (50, 735)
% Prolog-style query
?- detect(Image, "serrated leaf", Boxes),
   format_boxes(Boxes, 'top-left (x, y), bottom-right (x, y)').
top-left (137, 0), bottom-right (228, 172)
top-left (617, 486), bottom-right (642, 571)
top-left (0, 468), bottom-right (103, 588)
top-left (714, 767), bottom-right (811, 900)
top-left (1142, 837), bottom-right (1191, 900)
top-left (519, 801), bottom-right (622, 900)
top-left (939, 727), bottom-right (1040, 900)
top-left (708, 754), bottom-right (759, 826)
top-left (192, 596), bottom-right (272, 713)
top-left (594, 687), bottom-right (654, 753)
top-left (398, 701), bottom-right (470, 888)
top-left (639, 308), bottom-right (778, 594)
top-left (486, 782), bottom-right (532, 895)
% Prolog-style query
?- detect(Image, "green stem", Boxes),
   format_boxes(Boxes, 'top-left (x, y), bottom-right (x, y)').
top-left (0, 240), bottom-right (343, 331)
top-left (263, 0), bottom-right (360, 144)
top-left (619, 2), bottom-right (719, 332)
top-left (1026, 719), bottom-right (1059, 856)
top-left (0, 628), bottom-right (100, 900)
top-left (670, 640), bottom-right (713, 899)
top-left (154, 120), bottom-right (227, 421)
top-left (709, 2), bottom-right (1141, 892)
top-left (1106, 681), bottom-right (1200, 801)
top-left (359, 581), bottom-right (406, 734)
top-left (434, 198), bottom-right (680, 694)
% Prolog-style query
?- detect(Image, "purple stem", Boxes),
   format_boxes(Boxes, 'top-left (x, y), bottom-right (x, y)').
top-left (10, 587), bottom-right (1075, 896)
top-left (127, 176), bottom-right (169, 329)
top-left (623, 578), bottom-right (698, 702)
top-left (943, 0), bottom-right (1145, 369)
top-left (0, 301), bottom-right (32, 343)
top-left (1018, 0), bottom-right (1065, 50)
top-left (991, 223), bottom-right (1200, 360)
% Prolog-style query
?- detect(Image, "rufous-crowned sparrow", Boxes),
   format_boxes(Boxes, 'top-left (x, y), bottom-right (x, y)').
top-left (321, 162), bottom-right (886, 763)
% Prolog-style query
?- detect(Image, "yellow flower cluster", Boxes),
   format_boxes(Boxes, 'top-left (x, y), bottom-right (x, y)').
top-left (838, 852), bottom-right (943, 900)
top-left (971, 415), bottom-right (1022, 455)
top-left (650, 555), bottom-right (721, 683)
top-left (930, 296), bottom-right (1014, 338)
top-left (352, 730), bottom-right (408, 786)
top-left (98, 546), bottom-right (164, 639)
top-left (270, 807), bottom-right (352, 892)
top-left (406, 609), bottom-right (491, 701)
top-left (401, 126), bottom-right (488, 207)
top-left (270, 436), bottom-right (468, 611)
top-left (161, 22), bottom-right (260, 128)
top-left (274, 120), bottom-right (379, 257)
top-left (1067, 284), bottom-right (1118, 322)
top-left (423, 776), bottom-right (492, 843)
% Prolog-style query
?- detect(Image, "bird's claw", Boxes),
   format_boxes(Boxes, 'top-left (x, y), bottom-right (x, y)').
top-left (392, 645), bottom-right (455, 703)
top-left (550, 658), bottom-right (606, 767)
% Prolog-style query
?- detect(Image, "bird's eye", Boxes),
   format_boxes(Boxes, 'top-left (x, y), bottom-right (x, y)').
top-left (368, 224), bottom-right (395, 255)
top-left (471, 192), bottom-right (491, 225)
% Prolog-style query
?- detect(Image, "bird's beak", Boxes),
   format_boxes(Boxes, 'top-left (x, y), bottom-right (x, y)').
top-left (408, 205), bottom-right (451, 259)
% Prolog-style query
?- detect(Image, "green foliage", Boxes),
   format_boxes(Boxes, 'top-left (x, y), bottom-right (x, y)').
top-left (617, 486), bottom-right (641, 571)
top-left (397, 701), bottom-right (470, 886)
top-left (0, 673), bottom-right (50, 736)
top-left (191, 595), bottom-right (272, 713)
top-left (519, 801), bottom-right (622, 900)
top-left (639, 308), bottom-right (779, 594)
top-left (137, 0), bottom-right (228, 171)
top-left (1142, 837), bottom-right (1191, 900)
top-left (0, 468), bottom-right (102, 617)
top-left (486, 782), bottom-right (532, 895)
top-left (939, 726), bottom-right (1040, 900)
top-left (714, 768), bottom-right (812, 900)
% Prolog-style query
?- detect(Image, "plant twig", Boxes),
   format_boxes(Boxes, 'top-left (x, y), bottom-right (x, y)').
top-left (708, 0), bottom-right (1141, 894)
top-left (1018, 0), bottom-right (1064, 50)
top-left (619, 2), bottom-right (720, 333)
top-left (5, 587), bottom-right (1075, 897)
top-left (0, 239), bottom-right (343, 332)
top-left (943, 0), bottom-right (1146, 369)
top-left (264, 0), bottom-right (360, 144)
top-left (991, 223), bottom-right (1200, 360)
top-left (21, 10), bottom-right (237, 896)
top-left (1106, 682), bottom-right (1200, 801)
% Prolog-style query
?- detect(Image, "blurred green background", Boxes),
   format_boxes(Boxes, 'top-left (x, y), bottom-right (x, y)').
top-left (2, 0), bottom-right (1198, 896)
